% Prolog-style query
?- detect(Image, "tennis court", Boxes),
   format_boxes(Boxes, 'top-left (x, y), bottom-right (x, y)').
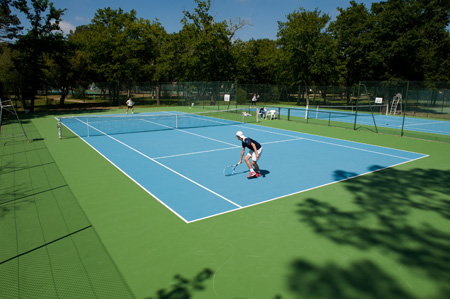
top-left (270, 105), bottom-right (450, 136)
top-left (2, 107), bottom-right (450, 299)
top-left (59, 110), bottom-right (427, 223)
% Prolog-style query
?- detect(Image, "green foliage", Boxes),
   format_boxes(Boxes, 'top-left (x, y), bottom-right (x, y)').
top-left (77, 8), bottom-right (165, 83)
top-left (236, 86), bottom-right (247, 104)
top-left (329, 1), bottom-right (374, 85)
top-left (177, 0), bottom-right (233, 81)
top-left (277, 8), bottom-right (332, 86)
top-left (9, 0), bottom-right (65, 111)
top-left (0, 0), bottom-right (449, 110)
top-left (233, 38), bottom-right (279, 84)
top-left (0, 0), bottom-right (22, 41)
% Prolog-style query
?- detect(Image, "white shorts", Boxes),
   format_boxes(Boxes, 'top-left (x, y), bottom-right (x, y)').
top-left (247, 147), bottom-right (262, 161)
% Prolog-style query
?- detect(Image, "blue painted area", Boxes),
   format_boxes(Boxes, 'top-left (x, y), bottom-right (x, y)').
top-left (85, 132), bottom-right (241, 222)
top-left (68, 115), bottom-right (427, 222)
top-left (277, 107), bottom-right (450, 136)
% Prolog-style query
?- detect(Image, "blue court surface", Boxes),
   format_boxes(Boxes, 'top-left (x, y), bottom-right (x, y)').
top-left (61, 112), bottom-right (427, 223)
top-left (274, 107), bottom-right (450, 136)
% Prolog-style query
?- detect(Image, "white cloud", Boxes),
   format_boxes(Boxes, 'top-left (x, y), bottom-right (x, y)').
top-left (59, 20), bottom-right (76, 34)
top-left (75, 16), bottom-right (88, 22)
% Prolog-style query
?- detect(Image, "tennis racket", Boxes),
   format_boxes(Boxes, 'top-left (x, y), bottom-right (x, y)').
top-left (223, 162), bottom-right (240, 176)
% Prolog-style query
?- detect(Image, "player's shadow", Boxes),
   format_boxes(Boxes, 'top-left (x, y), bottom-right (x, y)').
top-left (259, 169), bottom-right (270, 177)
top-left (233, 169), bottom-right (270, 178)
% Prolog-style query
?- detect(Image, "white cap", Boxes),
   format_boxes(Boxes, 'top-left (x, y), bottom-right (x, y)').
top-left (236, 131), bottom-right (244, 138)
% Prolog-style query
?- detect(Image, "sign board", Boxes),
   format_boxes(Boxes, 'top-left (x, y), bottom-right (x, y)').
top-left (375, 97), bottom-right (383, 104)
top-left (224, 94), bottom-right (230, 102)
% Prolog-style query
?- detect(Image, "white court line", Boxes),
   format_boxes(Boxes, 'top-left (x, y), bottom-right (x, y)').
top-left (404, 120), bottom-right (450, 128)
top-left (178, 129), bottom-right (238, 147)
top-left (67, 114), bottom-right (425, 167)
top-left (186, 153), bottom-right (427, 223)
top-left (154, 146), bottom-right (238, 160)
top-left (153, 138), bottom-right (303, 160)
top-left (154, 120), bottom-right (417, 163)
top-left (61, 114), bottom-right (428, 223)
top-left (74, 119), bottom-right (243, 210)
top-left (235, 124), bottom-right (425, 160)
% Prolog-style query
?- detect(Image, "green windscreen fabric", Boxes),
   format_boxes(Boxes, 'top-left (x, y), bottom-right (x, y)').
top-left (0, 119), bottom-right (134, 299)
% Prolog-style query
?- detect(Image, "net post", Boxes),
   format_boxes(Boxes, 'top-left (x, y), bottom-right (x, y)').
top-left (355, 83), bottom-right (361, 130)
top-left (400, 81), bottom-right (409, 137)
top-left (57, 117), bottom-right (61, 139)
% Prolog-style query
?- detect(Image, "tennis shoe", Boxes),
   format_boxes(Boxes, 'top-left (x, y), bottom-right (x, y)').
top-left (255, 172), bottom-right (261, 178)
top-left (247, 172), bottom-right (256, 178)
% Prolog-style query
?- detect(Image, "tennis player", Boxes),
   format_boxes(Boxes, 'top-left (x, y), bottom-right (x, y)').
top-left (126, 97), bottom-right (135, 114)
top-left (236, 131), bottom-right (262, 178)
top-left (251, 93), bottom-right (258, 107)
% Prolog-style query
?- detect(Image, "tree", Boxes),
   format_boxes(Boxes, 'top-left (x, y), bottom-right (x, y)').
top-left (11, 0), bottom-right (65, 112)
top-left (329, 1), bottom-right (374, 87)
top-left (414, 0), bottom-right (450, 82)
top-left (154, 32), bottom-right (182, 82)
top-left (0, 0), bottom-right (22, 99)
top-left (42, 35), bottom-right (78, 107)
top-left (0, 42), bottom-right (20, 101)
top-left (0, 0), bottom-right (22, 41)
top-left (77, 7), bottom-right (166, 103)
top-left (277, 8), bottom-right (332, 87)
top-left (178, 0), bottom-right (233, 81)
top-left (277, 8), bottom-right (337, 105)
top-left (231, 38), bottom-right (279, 84)
top-left (368, 0), bottom-right (450, 81)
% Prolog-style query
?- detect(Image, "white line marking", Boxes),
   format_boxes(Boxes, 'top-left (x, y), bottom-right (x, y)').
top-left (59, 120), bottom-right (191, 223)
top-left (60, 114), bottom-right (429, 223)
top-left (74, 119), bottom-right (243, 210)
top-left (177, 128), bottom-right (238, 147)
top-left (405, 120), bottom-right (450, 127)
top-left (236, 123), bottom-right (425, 160)
top-left (186, 154), bottom-right (428, 223)
top-left (153, 138), bottom-right (303, 160)
top-left (154, 146), bottom-right (238, 160)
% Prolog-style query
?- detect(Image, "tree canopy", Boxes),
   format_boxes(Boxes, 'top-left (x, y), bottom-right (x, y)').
top-left (0, 0), bottom-right (449, 110)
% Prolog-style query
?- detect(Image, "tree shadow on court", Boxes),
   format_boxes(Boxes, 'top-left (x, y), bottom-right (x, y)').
top-left (145, 268), bottom-right (213, 299)
top-left (287, 259), bottom-right (415, 299)
top-left (292, 166), bottom-right (450, 298)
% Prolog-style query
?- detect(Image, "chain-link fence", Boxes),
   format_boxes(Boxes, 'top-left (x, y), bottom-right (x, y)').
top-left (359, 81), bottom-right (450, 142)
top-left (2, 80), bottom-right (449, 142)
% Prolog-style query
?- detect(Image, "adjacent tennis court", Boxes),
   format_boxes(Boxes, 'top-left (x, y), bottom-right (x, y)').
top-left (59, 110), bottom-right (427, 222)
top-left (268, 105), bottom-right (450, 136)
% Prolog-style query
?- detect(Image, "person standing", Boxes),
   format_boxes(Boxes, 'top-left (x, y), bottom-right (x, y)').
top-left (251, 93), bottom-right (258, 107)
top-left (236, 131), bottom-right (262, 178)
top-left (126, 97), bottom-right (135, 114)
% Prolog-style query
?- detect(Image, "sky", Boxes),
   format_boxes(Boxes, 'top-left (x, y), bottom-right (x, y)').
top-left (19, 0), bottom-right (379, 40)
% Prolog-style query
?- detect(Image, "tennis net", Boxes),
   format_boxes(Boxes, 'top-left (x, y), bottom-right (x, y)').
top-left (305, 104), bottom-right (385, 120)
top-left (58, 109), bottom-right (256, 139)
top-left (261, 105), bottom-right (384, 121)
